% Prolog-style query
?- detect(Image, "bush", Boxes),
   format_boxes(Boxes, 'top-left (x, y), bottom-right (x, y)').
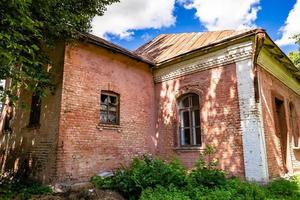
top-left (188, 145), bottom-right (226, 188)
top-left (0, 179), bottom-right (52, 200)
top-left (90, 147), bottom-right (300, 200)
top-left (225, 178), bottom-right (266, 200)
top-left (266, 178), bottom-right (300, 198)
top-left (140, 186), bottom-right (190, 200)
top-left (92, 155), bottom-right (187, 200)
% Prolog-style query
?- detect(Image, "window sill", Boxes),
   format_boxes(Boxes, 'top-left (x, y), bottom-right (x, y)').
top-left (97, 124), bottom-right (122, 132)
top-left (174, 146), bottom-right (203, 152)
top-left (292, 147), bottom-right (300, 150)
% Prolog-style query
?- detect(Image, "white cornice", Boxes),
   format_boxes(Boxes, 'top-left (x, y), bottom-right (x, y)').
top-left (153, 41), bottom-right (253, 83)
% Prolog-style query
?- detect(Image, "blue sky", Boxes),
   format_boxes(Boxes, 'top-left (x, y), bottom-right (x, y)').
top-left (92, 0), bottom-right (300, 54)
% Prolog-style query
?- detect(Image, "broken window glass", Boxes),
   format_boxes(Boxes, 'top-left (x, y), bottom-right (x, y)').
top-left (100, 91), bottom-right (119, 125)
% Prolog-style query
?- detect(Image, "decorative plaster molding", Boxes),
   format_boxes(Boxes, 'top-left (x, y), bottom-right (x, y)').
top-left (154, 41), bottom-right (253, 83)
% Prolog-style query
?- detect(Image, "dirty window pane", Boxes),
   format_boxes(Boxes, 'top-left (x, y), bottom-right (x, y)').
top-left (108, 112), bottom-right (117, 123)
top-left (100, 92), bottom-right (119, 125)
top-left (181, 97), bottom-right (189, 108)
top-left (192, 95), bottom-right (199, 107)
top-left (110, 96), bottom-right (117, 105)
top-left (183, 111), bottom-right (189, 127)
top-left (101, 94), bottom-right (108, 104)
top-left (193, 110), bottom-right (200, 126)
top-left (195, 128), bottom-right (201, 145)
top-left (100, 111), bottom-right (108, 123)
top-left (183, 128), bottom-right (191, 145)
top-left (109, 106), bottom-right (117, 112)
top-left (100, 104), bottom-right (107, 111)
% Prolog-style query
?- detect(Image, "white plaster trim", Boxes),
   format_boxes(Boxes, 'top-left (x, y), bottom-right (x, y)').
top-left (154, 41), bottom-right (253, 83)
top-left (236, 59), bottom-right (269, 183)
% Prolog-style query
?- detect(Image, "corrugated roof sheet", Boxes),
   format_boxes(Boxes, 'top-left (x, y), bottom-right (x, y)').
top-left (134, 29), bottom-right (254, 64)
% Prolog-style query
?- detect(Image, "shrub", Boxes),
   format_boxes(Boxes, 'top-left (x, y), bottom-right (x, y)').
top-left (188, 145), bottom-right (226, 188)
top-left (185, 186), bottom-right (232, 200)
top-left (266, 178), bottom-right (300, 198)
top-left (140, 186), bottom-right (190, 200)
top-left (92, 155), bottom-right (187, 200)
top-left (90, 148), bottom-right (300, 200)
top-left (188, 168), bottom-right (226, 188)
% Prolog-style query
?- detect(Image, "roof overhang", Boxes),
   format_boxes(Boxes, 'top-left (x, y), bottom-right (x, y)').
top-left (78, 33), bottom-right (155, 66)
top-left (258, 32), bottom-right (300, 82)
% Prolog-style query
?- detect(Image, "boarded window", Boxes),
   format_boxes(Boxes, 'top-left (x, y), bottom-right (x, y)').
top-left (28, 93), bottom-right (41, 127)
top-left (178, 93), bottom-right (201, 146)
top-left (100, 91), bottom-right (119, 125)
top-left (290, 102), bottom-right (300, 148)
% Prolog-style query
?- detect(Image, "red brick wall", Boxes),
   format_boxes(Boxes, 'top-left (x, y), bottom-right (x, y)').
top-left (0, 44), bottom-right (65, 183)
top-left (258, 66), bottom-right (300, 178)
top-left (55, 42), bottom-right (156, 183)
top-left (154, 64), bottom-right (245, 178)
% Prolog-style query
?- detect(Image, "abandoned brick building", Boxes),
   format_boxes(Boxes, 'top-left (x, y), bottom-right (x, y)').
top-left (0, 29), bottom-right (300, 185)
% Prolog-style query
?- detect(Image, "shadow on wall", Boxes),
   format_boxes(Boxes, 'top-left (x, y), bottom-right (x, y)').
top-left (0, 90), bottom-right (58, 183)
top-left (154, 64), bottom-right (245, 177)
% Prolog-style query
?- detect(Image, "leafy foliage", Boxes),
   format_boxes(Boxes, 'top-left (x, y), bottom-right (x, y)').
top-left (140, 186), bottom-right (190, 200)
top-left (0, 179), bottom-right (52, 200)
top-left (91, 146), bottom-right (300, 200)
top-left (266, 177), bottom-right (300, 198)
top-left (91, 155), bottom-right (187, 200)
top-left (0, 0), bottom-right (118, 100)
top-left (188, 145), bottom-right (226, 188)
top-left (288, 34), bottom-right (300, 69)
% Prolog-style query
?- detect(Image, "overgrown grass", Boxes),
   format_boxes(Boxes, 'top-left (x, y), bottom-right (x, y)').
top-left (0, 179), bottom-right (52, 200)
top-left (91, 147), bottom-right (300, 200)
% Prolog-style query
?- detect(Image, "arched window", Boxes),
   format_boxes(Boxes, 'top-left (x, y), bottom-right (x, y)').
top-left (178, 93), bottom-right (201, 146)
top-left (289, 102), bottom-right (300, 148)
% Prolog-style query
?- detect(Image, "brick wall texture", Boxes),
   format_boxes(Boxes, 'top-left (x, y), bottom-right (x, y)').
top-left (55, 43), bottom-right (156, 183)
top-left (0, 43), bottom-right (65, 183)
top-left (258, 66), bottom-right (300, 177)
top-left (154, 64), bottom-right (244, 178)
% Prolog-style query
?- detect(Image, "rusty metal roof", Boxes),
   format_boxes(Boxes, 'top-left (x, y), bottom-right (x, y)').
top-left (134, 29), bottom-right (256, 64)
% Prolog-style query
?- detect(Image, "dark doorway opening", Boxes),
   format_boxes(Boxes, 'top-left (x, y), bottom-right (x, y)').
top-left (274, 97), bottom-right (288, 172)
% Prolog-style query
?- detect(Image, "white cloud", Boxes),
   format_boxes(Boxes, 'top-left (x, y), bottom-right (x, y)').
top-left (178, 0), bottom-right (261, 31)
top-left (276, 0), bottom-right (300, 46)
top-left (92, 0), bottom-right (176, 40)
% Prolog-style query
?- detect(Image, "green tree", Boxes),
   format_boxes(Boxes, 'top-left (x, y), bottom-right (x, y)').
top-left (288, 34), bottom-right (300, 69)
top-left (0, 0), bottom-right (118, 101)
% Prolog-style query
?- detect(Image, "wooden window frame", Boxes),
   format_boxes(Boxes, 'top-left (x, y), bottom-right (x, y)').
top-left (178, 93), bottom-right (201, 147)
top-left (100, 91), bottom-right (120, 125)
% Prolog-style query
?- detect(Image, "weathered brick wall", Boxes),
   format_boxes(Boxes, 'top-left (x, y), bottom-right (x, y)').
top-left (55, 42), bottom-right (156, 183)
top-left (154, 64), bottom-right (245, 178)
top-left (258, 66), bottom-right (300, 177)
top-left (0, 44), bottom-right (65, 183)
